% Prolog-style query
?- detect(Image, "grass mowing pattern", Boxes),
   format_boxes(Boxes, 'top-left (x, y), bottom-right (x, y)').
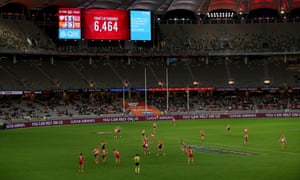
top-left (191, 145), bottom-right (261, 155)
top-left (0, 117), bottom-right (299, 180)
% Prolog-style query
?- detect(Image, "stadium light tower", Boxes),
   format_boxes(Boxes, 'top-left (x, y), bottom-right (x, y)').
top-left (228, 80), bottom-right (235, 86)
top-left (158, 80), bottom-right (164, 87)
top-left (193, 80), bottom-right (199, 86)
top-left (263, 59), bottom-right (271, 86)
top-left (264, 79), bottom-right (271, 86)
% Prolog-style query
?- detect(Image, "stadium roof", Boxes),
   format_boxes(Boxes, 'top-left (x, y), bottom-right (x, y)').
top-left (0, 0), bottom-right (300, 15)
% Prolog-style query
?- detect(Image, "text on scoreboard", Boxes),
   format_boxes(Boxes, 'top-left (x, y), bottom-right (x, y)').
top-left (82, 9), bottom-right (129, 40)
top-left (58, 8), bottom-right (81, 39)
top-left (130, 10), bottom-right (151, 41)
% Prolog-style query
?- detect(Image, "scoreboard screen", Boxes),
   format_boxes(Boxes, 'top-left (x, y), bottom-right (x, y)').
top-left (82, 9), bottom-right (129, 40)
top-left (58, 8), bottom-right (81, 39)
top-left (130, 10), bottom-right (151, 41)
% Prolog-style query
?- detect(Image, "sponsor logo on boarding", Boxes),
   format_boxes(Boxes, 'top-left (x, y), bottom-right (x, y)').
top-left (158, 116), bottom-right (173, 120)
top-left (6, 123), bottom-right (26, 129)
top-left (142, 111), bottom-right (154, 115)
top-left (70, 119), bottom-right (95, 124)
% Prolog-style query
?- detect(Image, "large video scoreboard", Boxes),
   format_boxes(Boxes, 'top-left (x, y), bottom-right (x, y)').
top-left (58, 8), bottom-right (81, 39)
top-left (130, 10), bottom-right (151, 41)
top-left (82, 9), bottom-right (129, 40)
top-left (58, 8), bottom-right (151, 41)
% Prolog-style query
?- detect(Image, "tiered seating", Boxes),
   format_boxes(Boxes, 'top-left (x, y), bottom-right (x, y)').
top-left (159, 23), bottom-right (300, 52)
top-left (0, 56), bottom-right (298, 90)
top-left (1, 90), bottom-right (298, 123)
top-left (0, 20), bottom-right (29, 50)
top-left (0, 20), bottom-right (54, 51)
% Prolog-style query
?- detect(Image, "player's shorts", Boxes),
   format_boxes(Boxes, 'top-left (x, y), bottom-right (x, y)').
top-left (94, 153), bottom-right (99, 157)
top-left (158, 144), bottom-right (163, 149)
top-left (102, 155), bottom-right (106, 159)
top-left (135, 162), bottom-right (140, 166)
top-left (79, 160), bottom-right (83, 165)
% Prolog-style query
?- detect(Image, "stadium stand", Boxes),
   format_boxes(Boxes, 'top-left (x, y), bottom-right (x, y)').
top-left (159, 23), bottom-right (300, 53)
top-left (1, 56), bottom-right (298, 89)
top-left (0, 0), bottom-right (300, 123)
top-left (0, 20), bottom-right (54, 51)
top-left (1, 90), bottom-right (300, 123)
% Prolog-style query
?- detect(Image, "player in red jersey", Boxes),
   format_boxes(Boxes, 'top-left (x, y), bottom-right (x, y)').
top-left (180, 139), bottom-right (187, 154)
top-left (279, 134), bottom-right (286, 151)
top-left (172, 117), bottom-right (176, 126)
top-left (78, 153), bottom-right (85, 172)
top-left (93, 146), bottom-right (100, 164)
top-left (244, 128), bottom-right (248, 145)
top-left (151, 131), bottom-right (155, 144)
top-left (114, 126), bottom-right (121, 139)
top-left (114, 126), bottom-right (118, 139)
top-left (142, 135), bottom-right (150, 154)
top-left (200, 129), bottom-right (205, 142)
top-left (187, 146), bottom-right (194, 165)
top-left (113, 149), bottom-right (120, 165)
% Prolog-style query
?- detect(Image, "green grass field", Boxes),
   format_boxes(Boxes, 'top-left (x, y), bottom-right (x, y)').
top-left (0, 117), bottom-right (300, 180)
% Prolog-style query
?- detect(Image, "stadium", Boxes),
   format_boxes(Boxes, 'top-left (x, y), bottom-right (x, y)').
top-left (0, 0), bottom-right (300, 180)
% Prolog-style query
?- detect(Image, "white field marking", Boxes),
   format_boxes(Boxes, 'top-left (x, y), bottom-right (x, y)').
top-left (164, 136), bottom-right (300, 155)
top-left (95, 131), bottom-right (112, 135)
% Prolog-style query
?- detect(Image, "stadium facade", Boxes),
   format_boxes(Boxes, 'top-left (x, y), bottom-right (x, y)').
top-left (0, 0), bottom-right (300, 124)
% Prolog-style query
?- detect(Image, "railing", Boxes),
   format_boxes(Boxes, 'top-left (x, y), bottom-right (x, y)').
top-left (3, 108), bottom-right (299, 124)
top-left (4, 110), bottom-right (300, 129)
